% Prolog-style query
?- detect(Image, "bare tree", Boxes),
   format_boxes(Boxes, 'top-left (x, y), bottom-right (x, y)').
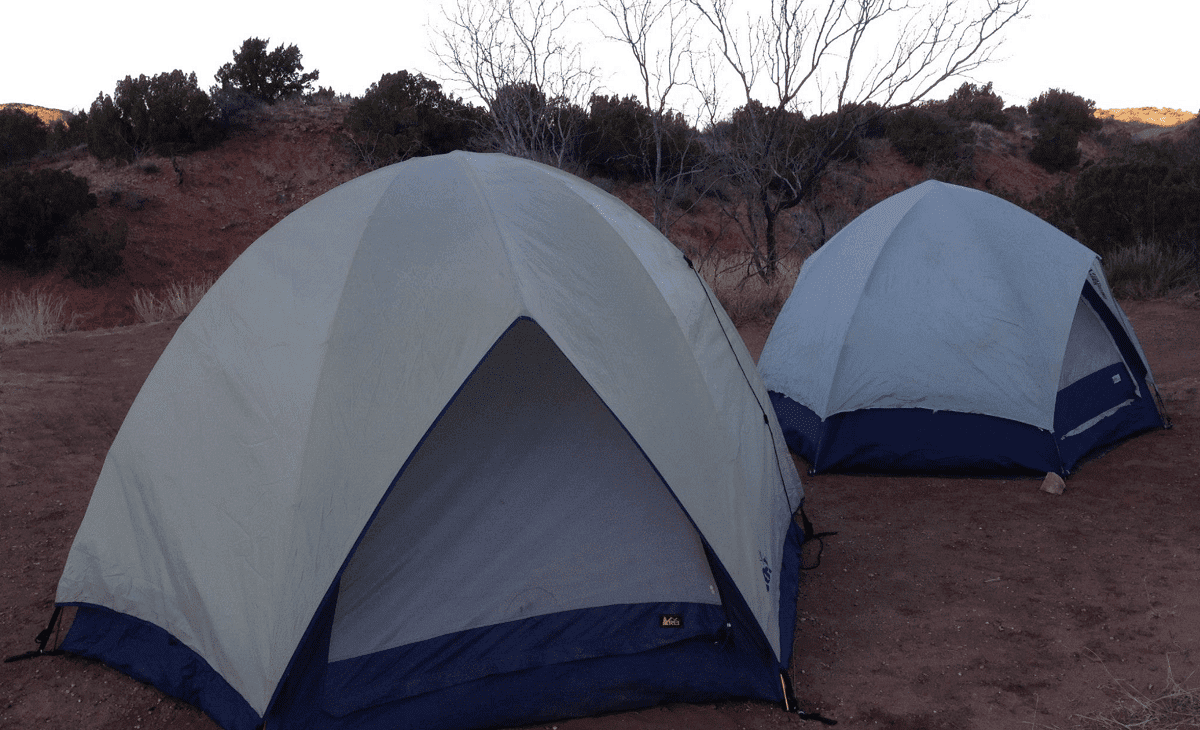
top-left (689, 0), bottom-right (1030, 279)
top-left (595, 0), bottom-right (704, 235)
top-left (431, 0), bottom-right (597, 167)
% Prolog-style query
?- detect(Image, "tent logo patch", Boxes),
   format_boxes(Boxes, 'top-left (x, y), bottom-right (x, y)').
top-left (660, 614), bottom-right (683, 628)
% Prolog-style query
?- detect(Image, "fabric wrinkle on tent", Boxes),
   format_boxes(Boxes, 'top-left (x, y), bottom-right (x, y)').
top-left (52, 151), bottom-right (805, 730)
top-left (759, 179), bottom-right (1167, 476)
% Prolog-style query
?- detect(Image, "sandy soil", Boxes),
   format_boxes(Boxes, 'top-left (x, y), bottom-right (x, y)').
top-left (2, 295), bottom-right (1197, 730)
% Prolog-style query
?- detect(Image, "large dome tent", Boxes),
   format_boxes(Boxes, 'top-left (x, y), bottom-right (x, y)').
top-left (50, 152), bottom-right (806, 730)
top-left (759, 179), bottom-right (1167, 476)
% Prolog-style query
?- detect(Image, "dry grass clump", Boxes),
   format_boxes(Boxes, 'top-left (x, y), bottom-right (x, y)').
top-left (0, 288), bottom-right (71, 348)
top-left (132, 276), bottom-right (215, 323)
top-left (693, 248), bottom-right (805, 326)
top-left (1075, 658), bottom-right (1200, 730)
top-left (1103, 242), bottom-right (1200, 300)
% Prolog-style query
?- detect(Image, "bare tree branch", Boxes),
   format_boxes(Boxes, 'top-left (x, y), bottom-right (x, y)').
top-left (430, 0), bottom-right (597, 166)
top-left (686, 0), bottom-right (1029, 279)
top-left (596, 0), bottom-right (707, 234)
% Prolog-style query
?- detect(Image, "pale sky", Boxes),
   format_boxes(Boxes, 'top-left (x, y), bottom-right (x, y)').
top-left (2, 0), bottom-right (1194, 116)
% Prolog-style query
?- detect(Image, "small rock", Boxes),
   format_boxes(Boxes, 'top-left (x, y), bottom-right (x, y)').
top-left (1041, 472), bottom-right (1065, 495)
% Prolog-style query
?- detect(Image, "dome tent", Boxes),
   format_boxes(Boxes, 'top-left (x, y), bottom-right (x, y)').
top-left (759, 180), bottom-right (1166, 476)
top-left (52, 152), bottom-right (805, 730)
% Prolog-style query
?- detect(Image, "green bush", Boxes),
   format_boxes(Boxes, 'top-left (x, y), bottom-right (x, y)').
top-left (581, 94), bottom-right (653, 181)
top-left (1026, 89), bottom-right (1101, 172)
top-left (842, 101), bottom-right (888, 138)
top-left (1023, 180), bottom-right (1077, 239)
top-left (0, 168), bottom-right (96, 268)
top-left (1029, 121), bottom-right (1083, 172)
top-left (941, 82), bottom-right (1011, 130)
top-left (58, 217), bottom-right (127, 286)
top-left (0, 108), bottom-right (48, 166)
top-left (307, 86), bottom-right (337, 104)
top-left (802, 110), bottom-right (866, 164)
top-left (209, 86), bottom-right (263, 132)
top-left (85, 94), bottom-right (134, 161)
top-left (344, 71), bottom-right (480, 167)
top-left (580, 95), bottom-right (698, 182)
top-left (86, 71), bottom-right (224, 160)
top-left (1028, 89), bottom-right (1102, 137)
top-left (46, 110), bottom-right (89, 151)
top-left (884, 106), bottom-right (975, 176)
top-left (214, 38), bottom-right (319, 104)
top-left (1073, 159), bottom-right (1200, 256)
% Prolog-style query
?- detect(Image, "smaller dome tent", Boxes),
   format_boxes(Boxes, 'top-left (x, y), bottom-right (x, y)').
top-left (53, 152), bottom-right (805, 730)
top-left (759, 180), bottom-right (1167, 476)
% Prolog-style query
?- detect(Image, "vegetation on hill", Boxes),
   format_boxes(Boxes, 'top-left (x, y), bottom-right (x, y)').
top-left (2, 21), bottom-right (1198, 341)
top-left (213, 38), bottom-right (320, 105)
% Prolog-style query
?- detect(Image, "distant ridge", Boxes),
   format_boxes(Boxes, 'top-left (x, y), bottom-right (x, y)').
top-left (1094, 107), bottom-right (1196, 127)
top-left (0, 103), bottom-right (68, 125)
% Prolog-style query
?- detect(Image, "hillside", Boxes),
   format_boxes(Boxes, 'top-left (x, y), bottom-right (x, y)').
top-left (0, 103), bottom-right (68, 126)
top-left (0, 99), bottom-right (1194, 331)
top-left (1094, 106), bottom-right (1197, 127)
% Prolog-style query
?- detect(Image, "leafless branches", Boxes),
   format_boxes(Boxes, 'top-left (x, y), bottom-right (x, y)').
top-left (688, 0), bottom-right (1029, 278)
top-left (596, 0), bottom-right (704, 234)
top-left (431, 0), bottom-right (597, 166)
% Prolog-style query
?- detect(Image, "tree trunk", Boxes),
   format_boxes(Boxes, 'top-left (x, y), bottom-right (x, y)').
top-left (761, 188), bottom-right (779, 281)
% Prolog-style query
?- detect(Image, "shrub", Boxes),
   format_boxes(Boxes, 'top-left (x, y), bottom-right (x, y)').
top-left (1026, 89), bottom-right (1101, 172)
top-left (0, 108), bottom-right (48, 166)
top-left (941, 81), bottom-right (1011, 130)
top-left (344, 71), bottom-right (481, 167)
top-left (483, 81), bottom-right (589, 164)
top-left (0, 288), bottom-right (70, 347)
top-left (581, 94), bottom-right (654, 181)
top-left (693, 247), bottom-right (804, 326)
top-left (45, 110), bottom-right (89, 151)
top-left (58, 217), bottom-right (127, 286)
top-left (580, 95), bottom-right (699, 182)
top-left (209, 86), bottom-right (263, 132)
top-left (1073, 159), bottom-right (1200, 256)
top-left (1024, 180), bottom-right (1077, 238)
top-left (1102, 241), bottom-right (1199, 299)
top-left (85, 94), bottom-right (134, 161)
top-left (1029, 121), bottom-right (1083, 172)
top-left (0, 168), bottom-right (96, 268)
top-left (87, 71), bottom-right (224, 160)
top-left (214, 38), bottom-right (320, 104)
top-left (132, 276), bottom-right (215, 323)
top-left (802, 110), bottom-right (866, 164)
top-left (1028, 88), bottom-right (1102, 137)
top-left (307, 86), bottom-right (337, 104)
top-left (842, 101), bottom-right (888, 139)
top-left (884, 106), bottom-right (975, 175)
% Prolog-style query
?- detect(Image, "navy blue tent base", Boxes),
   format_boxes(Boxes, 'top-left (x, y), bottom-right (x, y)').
top-left (769, 389), bottom-right (1164, 478)
top-left (60, 604), bottom-right (262, 730)
top-left (264, 539), bottom-right (793, 730)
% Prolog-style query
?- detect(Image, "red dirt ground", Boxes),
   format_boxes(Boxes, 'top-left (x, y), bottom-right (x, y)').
top-left (3, 99), bottom-right (1200, 729)
top-left (2, 296), bottom-right (1197, 730)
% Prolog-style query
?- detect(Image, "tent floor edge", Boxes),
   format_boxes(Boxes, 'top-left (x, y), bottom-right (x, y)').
top-left (57, 604), bottom-right (261, 730)
top-left (768, 393), bottom-right (1061, 477)
top-left (269, 630), bottom-right (785, 730)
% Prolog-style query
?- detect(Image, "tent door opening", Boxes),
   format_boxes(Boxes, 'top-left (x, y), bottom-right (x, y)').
top-left (322, 318), bottom-right (725, 714)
